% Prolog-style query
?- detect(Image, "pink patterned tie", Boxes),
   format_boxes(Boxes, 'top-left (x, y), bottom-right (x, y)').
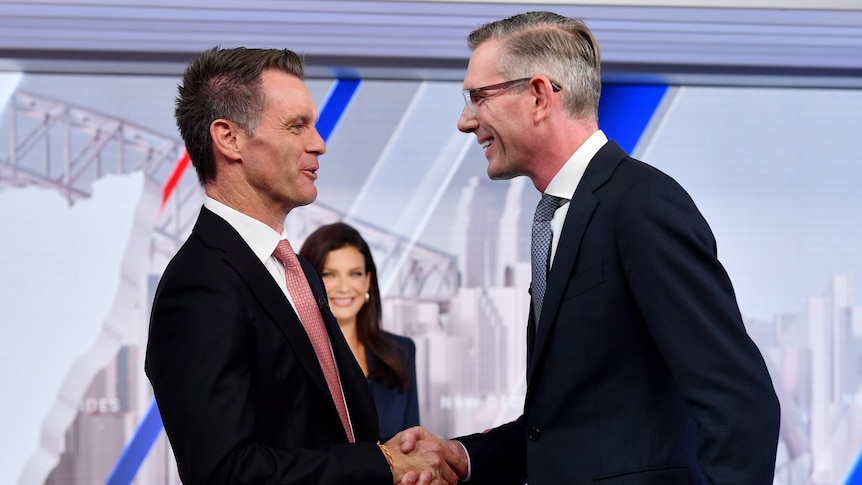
top-left (273, 239), bottom-right (354, 443)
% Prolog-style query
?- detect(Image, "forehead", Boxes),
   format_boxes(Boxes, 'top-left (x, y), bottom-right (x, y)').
top-left (324, 245), bottom-right (365, 267)
top-left (260, 69), bottom-right (317, 118)
top-left (464, 40), bottom-right (504, 88)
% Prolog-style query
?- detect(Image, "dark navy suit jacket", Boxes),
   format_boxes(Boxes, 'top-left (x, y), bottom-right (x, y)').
top-left (458, 141), bottom-right (780, 484)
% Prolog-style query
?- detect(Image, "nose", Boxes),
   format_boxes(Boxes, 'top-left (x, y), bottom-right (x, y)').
top-left (324, 274), bottom-right (347, 295)
top-left (457, 105), bottom-right (477, 133)
top-left (308, 127), bottom-right (326, 155)
top-left (334, 274), bottom-right (350, 292)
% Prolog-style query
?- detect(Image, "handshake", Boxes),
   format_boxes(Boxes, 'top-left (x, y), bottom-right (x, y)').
top-left (382, 426), bottom-right (468, 485)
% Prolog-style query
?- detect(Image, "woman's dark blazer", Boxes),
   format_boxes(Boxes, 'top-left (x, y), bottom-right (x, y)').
top-left (366, 332), bottom-right (420, 441)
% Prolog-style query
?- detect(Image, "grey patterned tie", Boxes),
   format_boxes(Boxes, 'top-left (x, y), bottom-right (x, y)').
top-left (531, 193), bottom-right (562, 323)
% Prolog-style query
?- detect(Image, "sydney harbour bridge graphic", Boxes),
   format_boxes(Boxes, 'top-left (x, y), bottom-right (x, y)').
top-left (1, 83), bottom-right (860, 485)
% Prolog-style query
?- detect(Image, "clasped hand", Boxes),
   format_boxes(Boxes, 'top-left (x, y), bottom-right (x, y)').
top-left (384, 426), bottom-right (468, 485)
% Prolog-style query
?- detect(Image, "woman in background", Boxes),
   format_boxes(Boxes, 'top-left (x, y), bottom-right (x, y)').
top-left (299, 222), bottom-right (420, 440)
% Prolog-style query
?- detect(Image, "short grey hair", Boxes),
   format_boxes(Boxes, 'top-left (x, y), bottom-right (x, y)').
top-left (468, 11), bottom-right (601, 119)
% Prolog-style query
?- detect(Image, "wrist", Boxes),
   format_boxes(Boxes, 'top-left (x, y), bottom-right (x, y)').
top-left (377, 441), bottom-right (394, 471)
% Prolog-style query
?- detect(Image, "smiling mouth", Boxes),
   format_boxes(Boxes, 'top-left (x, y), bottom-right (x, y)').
top-left (330, 297), bottom-right (353, 307)
top-left (481, 139), bottom-right (492, 149)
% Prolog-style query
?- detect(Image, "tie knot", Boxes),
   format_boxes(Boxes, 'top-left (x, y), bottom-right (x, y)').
top-left (273, 239), bottom-right (299, 269)
top-left (534, 193), bottom-right (562, 222)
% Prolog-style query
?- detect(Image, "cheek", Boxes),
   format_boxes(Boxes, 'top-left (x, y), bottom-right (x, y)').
top-left (350, 280), bottom-right (367, 295)
top-left (288, 143), bottom-right (309, 161)
top-left (322, 279), bottom-right (336, 294)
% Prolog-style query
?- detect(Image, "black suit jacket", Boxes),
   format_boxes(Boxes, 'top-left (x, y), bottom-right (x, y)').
top-left (145, 207), bottom-right (391, 484)
top-left (459, 141), bottom-right (781, 484)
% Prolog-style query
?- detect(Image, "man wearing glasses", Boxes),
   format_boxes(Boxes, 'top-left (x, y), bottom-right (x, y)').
top-left (404, 10), bottom-right (780, 485)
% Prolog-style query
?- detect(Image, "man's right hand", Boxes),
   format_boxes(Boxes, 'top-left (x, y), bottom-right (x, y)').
top-left (391, 426), bottom-right (468, 485)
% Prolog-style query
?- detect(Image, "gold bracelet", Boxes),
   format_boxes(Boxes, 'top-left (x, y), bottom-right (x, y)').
top-left (377, 441), bottom-right (394, 470)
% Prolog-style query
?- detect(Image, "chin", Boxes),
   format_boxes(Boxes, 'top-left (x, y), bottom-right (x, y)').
top-left (486, 161), bottom-right (515, 181)
top-left (291, 186), bottom-right (318, 208)
top-left (331, 309), bottom-right (358, 322)
top-left (487, 168), bottom-right (516, 181)
top-left (299, 194), bottom-right (317, 207)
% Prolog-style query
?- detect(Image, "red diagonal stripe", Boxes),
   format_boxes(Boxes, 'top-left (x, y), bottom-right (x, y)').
top-left (160, 151), bottom-right (190, 212)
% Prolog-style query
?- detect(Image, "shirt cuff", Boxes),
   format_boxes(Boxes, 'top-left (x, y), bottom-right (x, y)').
top-left (454, 439), bottom-right (472, 481)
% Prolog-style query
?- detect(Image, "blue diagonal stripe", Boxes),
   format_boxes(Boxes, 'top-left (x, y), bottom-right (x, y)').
top-left (316, 78), bottom-right (361, 141)
top-left (847, 448), bottom-right (862, 485)
top-left (104, 399), bottom-right (162, 485)
top-left (104, 77), bottom-right (361, 485)
top-left (598, 84), bottom-right (668, 154)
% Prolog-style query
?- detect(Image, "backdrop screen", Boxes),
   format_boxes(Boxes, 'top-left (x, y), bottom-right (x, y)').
top-left (0, 71), bottom-right (860, 484)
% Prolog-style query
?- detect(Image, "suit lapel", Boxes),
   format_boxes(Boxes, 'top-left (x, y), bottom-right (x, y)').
top-left (527, 191), bottom-right (597, 382)
top-left (299, 255), bottom-right (380, 441)
top-left (526, 141), bottom-right (628, 385)
top-left (193, 208), bottom-right (333, 409)
top-left (194, 207), bottom-right (379, 441)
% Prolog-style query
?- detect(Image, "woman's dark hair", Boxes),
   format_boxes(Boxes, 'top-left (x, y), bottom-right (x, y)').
top-left (299, 222), bottom-right (409, 391)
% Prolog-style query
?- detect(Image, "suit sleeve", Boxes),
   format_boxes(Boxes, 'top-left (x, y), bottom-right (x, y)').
top-left (615, 174), bottom-right (780, 483)
top-left (144, 256), bottom-right (391, 485)
top-left (456, 417), bottom-right (526, 485)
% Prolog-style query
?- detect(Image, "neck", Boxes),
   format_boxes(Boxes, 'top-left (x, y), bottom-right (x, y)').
top-left (339, 319), bottom-right (368, 375)
top-left (339, 318), bottom-right (360, 346)
top-left (206, 183), bottom-right (288, 233)
top-left (531, 119), bottom-right (599, 192)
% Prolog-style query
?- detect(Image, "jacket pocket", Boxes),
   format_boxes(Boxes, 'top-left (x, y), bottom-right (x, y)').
top-left (563, 262), bottom-right (603, 300)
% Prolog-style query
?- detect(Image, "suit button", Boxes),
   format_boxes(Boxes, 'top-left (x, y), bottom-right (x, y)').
top-left (529, 427), bottom-right (541, 441)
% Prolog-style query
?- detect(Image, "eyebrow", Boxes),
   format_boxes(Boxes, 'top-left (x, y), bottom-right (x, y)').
top-left (283, 110), bottom-right (319, 126)
top-left (283, 115), bottom-right (307, 125)
top-left (322, 265), bottom-right (365, 272)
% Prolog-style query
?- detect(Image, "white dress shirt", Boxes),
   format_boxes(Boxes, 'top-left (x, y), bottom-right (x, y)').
top-left (543, 130), bottom-right (608, 268)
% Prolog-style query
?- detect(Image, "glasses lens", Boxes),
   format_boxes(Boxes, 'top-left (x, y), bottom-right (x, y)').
top-left (462, 89), bottom-right (476, 114)
top-left (462, 78), bottom-right (534, 115)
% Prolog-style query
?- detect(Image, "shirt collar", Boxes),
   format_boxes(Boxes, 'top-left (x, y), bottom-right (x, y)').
top-left (544, 129), bottom-right (608, 200)
top-left (204, 196), bottom-right (286, 263)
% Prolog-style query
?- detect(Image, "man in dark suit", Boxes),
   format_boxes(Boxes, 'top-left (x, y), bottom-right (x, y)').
top-left (404, 11), bottom-right (780, 484)
top-left (144, 46), bottom-right (457, 485)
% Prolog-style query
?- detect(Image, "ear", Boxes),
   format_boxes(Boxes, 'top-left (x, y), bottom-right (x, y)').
top-left (210, 119), bottom-right (242, 161)
top-left (530, 77), bottom-right (556, 123)
top-left (363, 272), bottom-right (372, 293)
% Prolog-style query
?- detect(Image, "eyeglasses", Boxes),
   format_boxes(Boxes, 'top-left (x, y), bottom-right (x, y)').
top-left (462, 77), bottom-right (562, 115)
